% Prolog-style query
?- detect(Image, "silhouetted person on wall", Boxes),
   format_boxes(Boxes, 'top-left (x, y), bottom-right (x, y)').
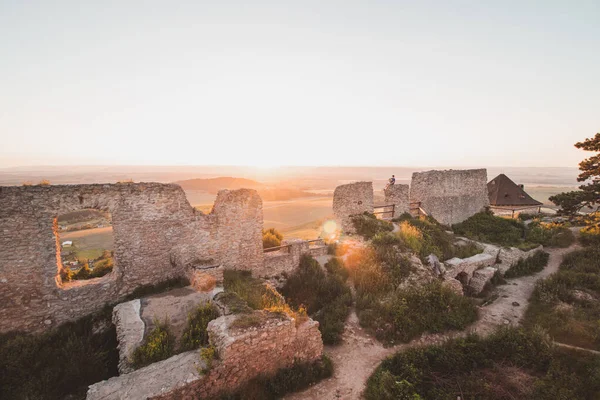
top-left (385, 175), bottom-right (395, 191)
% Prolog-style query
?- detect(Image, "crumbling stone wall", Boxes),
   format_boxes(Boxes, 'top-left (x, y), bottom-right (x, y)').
top-left (384, 184), bottom-right (409, 217)
top-left (0, 183), bottom-right (263, 333)
top-left (410, 169), bottom-right (489, 226)
top-left (333, 181), bottom-right (373, 233)
top-left (87, 311), bottom-right (323, 400)
top-left (156, 311), bottom-right (323, 399)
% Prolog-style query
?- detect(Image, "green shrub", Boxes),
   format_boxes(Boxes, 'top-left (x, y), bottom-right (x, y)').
top-left (504, 250), bottom-right (550, 278)
top-left (231, 313), bottom-right (264, 329)
top-left (224, 270), bottom-right (285, 310)
top-left (263, 228), bottom-right (283, 249)
top-left (580, 226), bottom-right (600, 247)
top-left (526, 222), bottom-right (576, 248)
top-left (131, 320), bottom-right (176, 369)
top-left (199, 345), bottom-right (217, 373)
top-left (281, 255), bottom-right (352, 344)
top-left (91, 256), bottom-right (114, 278)
top-left (350, 212), bottom-right (394, 240)
top-left (72, 261), bottom-right (92, 280)
top-left (452, 241), bottom-right (484, 259)
top-left (391, 212), bottom-right (413, 223)
top-left (365, 327), bottom-right (600, 400)
top-left (324, 257), bottom-right (349, 281)
top-left (180, 302), bottom-right (220, 351)
top-left (222, 356), bottom-right (333, 400)
top-left (356, 281), bottom-right (478, 344)
top-left (0, 309), bottom-right (118, 400)
top-left (453, 211), bottom-right (525, 247)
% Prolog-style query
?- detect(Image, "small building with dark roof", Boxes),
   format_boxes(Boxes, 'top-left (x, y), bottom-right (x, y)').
top-left (488, 174), bottom-right (542, 217)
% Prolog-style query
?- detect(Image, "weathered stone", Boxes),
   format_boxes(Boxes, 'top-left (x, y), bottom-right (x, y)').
top-left (333, 182), bottom-right (374, 233)
top-left (113, 299), bottom-right (145, 374)
top-left (0, 184), bottom-right (263, 333)
top-left (410, 169), bottom-right (489, 225)
top-left (445, 253), bottom-right (496, 278)
top-left (468, 267), bottom-right (497, 295)
top-left (496, 245), bottom-right (543, 274)
top-left (383, 184), bottom-right (409, 217)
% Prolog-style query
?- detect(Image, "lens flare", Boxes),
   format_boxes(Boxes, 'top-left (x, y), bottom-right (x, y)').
top-left (323, 220), bottom-right (337, 235)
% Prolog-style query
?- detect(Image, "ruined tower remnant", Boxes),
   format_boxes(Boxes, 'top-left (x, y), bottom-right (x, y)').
top-left (410, 169), bottom-right (489, 226)
top-left (0, 183), bottom-right (263, 333)
top-left (384, 184), bottom-right (410, 216)
top-left (333, 181), bottom-right (374, 233)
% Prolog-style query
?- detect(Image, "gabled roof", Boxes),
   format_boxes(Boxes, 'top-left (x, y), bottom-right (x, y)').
top-left (487, 174), bottom-right (543, 207)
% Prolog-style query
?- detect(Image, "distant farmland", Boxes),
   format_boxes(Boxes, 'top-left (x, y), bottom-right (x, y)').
top-left (60, 227), bottom-right (114, 260)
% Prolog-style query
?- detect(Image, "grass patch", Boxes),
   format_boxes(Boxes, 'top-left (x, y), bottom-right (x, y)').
top-left (180, 302), bottom-right (220, 351)
top-left (0, 308), bottom-right (118, 400)
top-left (453, 211), bottom-right (526, 247)
top-left (524, 246), bottom-right (600, 350)
top-left (223, 270), bottom-right (286, 310)
top-left (365, 327), bottom-right (600, 400)
top-left (580, 225), bottom-right (600, 247)
top-left (221, 355), bottom-right (333, 400)
top-left (350, 212), bottom-right (393, 240)
top-left (230, 313), bottom-right (264, 329)
top-left (504, 250), bottom-right (550, 279)
top-left (131, 320), bottom-right (176, 369)
top-left (356, 280), bottom-right (478, 344)
top-left (280, 255), bottom-right (352, 344)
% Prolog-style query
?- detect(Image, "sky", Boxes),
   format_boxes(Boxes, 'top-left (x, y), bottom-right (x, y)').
top-left (0, 1), bottom-right (598, 168)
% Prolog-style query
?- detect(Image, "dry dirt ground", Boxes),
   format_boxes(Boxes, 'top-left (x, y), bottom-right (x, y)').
top-left (285, 243), bottom-right (580, 400)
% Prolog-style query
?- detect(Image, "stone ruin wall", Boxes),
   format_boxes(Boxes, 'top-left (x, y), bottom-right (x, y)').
top-left (410, 169), bottom-right (489, 226)
top-left (87, 311), bottom-right (324, 400)
top-left (332, 181), bottom-right (373, 233)
top-left (384, 184), bottom-right (410, 217)
top-left (0, 183), bottom-right (263, 333)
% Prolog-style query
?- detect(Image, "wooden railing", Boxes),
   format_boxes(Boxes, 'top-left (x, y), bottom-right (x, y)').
top-left (409, 201), bottom-right (429, 217)
top-left (373, 204), bottom-right (395, 219)
top-left (263, 244), bottom-right (291, 254)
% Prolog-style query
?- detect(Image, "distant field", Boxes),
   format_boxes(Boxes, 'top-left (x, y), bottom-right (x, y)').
top-left (60, 227), bottom-right (114, 260)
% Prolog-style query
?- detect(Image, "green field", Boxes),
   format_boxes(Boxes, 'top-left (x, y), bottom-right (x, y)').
top-left (60, 227), bottom-right (114, 261)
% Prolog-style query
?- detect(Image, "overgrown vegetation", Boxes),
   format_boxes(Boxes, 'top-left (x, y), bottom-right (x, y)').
top-left (526, 221), bottom-right (576, 248)
top-left (356, 280), bottom-right (477, 343)
top-left (524, 246), bottom-right (600, 350)
top-left (580, 222), bottom-right (600, 247)
top-left (180, 302), bottom-right (220, 351)
top-left (365, 327), bottom-right (600, 400)
top-left (350, 212), bottom-right (394, 240)
top-left (263, 227), bottom-right (283, 249)
top-left (281, 255), bottom-right (352, 344)
top-left (221, 356), bottom-right (333, 400)
top-left (131, 320), bottom-right (176, 369)
top-left (453, 211), bottom-right (526, 247)
top-left (504, 250), bottom-right (550, 279)
top-left (0, 308), bottom-right (118, 400)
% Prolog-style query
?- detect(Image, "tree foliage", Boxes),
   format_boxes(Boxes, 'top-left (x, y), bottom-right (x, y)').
top-left (550, 133), bottom-right (600, 215)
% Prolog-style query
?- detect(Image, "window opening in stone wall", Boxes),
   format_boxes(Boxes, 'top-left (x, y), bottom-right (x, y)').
top-left (55, 209), bottom-right (115, 282)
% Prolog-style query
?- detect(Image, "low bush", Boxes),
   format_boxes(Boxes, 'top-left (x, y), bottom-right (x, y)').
top-left (350, 212), bottom-right (393, 240)
top-left (504, 250), bottom-right (550, 279)
top-left (224, 270), bottom-right (285, 310)
top-left (580, 225), bottom-right (600, 247)
top-left (324, 257), bottom-right (349, 281)
top-left (524, 247), bottom-right (600, 350)
top-left (365, 327), bottom-right (600, 400)
top-left (222, 355), bottom-right (333, 400)
top-left (453, 211), bottom-right (526, 247)
top-left (263, 228), bottom-right (283, 249)
top-left (180, 302), bottom-right (220, 351)
top-left (526, 221), bottom-right (576, 248)
top-left (281, 255), bottom-right (352, 344)
top-left (131, 320), bottom-right (176, 369)
top-left (0, 308), bottom-right (118, 400)
top-left (199, 345), bottom-right (217, 373)
top-left (356, 281), bottom-right (478, 344)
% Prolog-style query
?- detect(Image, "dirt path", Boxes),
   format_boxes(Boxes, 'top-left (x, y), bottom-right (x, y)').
top-left (286, 243), bottom-right (580, 400)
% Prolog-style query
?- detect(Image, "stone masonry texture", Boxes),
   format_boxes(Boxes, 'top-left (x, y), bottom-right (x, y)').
top-left (332, 181), bottom-right (374, 233)
top-left (410, 169), bottom-right (489, 226)
top-left (0, 183), bottom-right (263, 333)
top-left (384, 184), bottom-right (409, 217)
